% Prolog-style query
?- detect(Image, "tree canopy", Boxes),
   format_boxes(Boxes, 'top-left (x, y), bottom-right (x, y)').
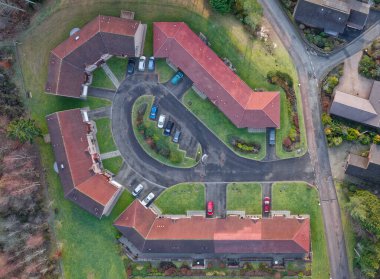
top-left (6, 118), bottom-right (42, 144)
top-left (209, 0), bottom-right (233, 14)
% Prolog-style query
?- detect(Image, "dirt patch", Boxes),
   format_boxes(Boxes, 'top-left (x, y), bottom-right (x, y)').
top-left (336, 51), bottom-right (374, 99)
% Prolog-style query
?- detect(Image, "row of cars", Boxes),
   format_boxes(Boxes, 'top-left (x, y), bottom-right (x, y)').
top-left (127, 56), bottom-right (155, 74)
top-left (205, 197), bottom-right (271, 217)
top-left (132, 184), bottom-right (155, 206)
top-left (149, 104), bottom-right (181, 143)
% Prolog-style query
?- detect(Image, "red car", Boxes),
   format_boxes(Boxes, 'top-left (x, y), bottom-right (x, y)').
top-left (206, 201), bottom-right (214, 216)
top-left (263, 197), bottom-right (271, 213)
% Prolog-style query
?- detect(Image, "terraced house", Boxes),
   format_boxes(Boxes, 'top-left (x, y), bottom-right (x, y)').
top-left (45, 14), bottom-right (146, 98)
top-left (114, 200), bottom-right (311, 263)
top-left (153, 22), bottom-right (280, 130)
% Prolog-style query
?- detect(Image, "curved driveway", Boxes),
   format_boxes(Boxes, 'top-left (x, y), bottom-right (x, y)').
top-left (111, 75), bottom-right (314, 188)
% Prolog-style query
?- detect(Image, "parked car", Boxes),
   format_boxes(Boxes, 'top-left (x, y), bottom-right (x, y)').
top-left (138, 56), bottom-right (146, 71)
top-left (269, 128), bottom-right (275, 146)
top-left (149, 105), bottom-right (158, 120)
top-left (206, 201), bottom-right (214, 216)
top-left (263, 197), bottom-right (271, 213)
top-left (170, 71), bottom-right (184, 85)
top-left (141, 192), bottom-right (155, 206)
top-left (127, 58), bottom-right (135, 74)
top-left (157, 114), bottom-right (166, 128)
top-left (132, 184), bottom-right (144, 197)
top-left (172, 129), bottom-right (181, 143)
top-left (148, 56), bottom-right (155, 71)
top-left (164, 121), bottom-right (174, 136)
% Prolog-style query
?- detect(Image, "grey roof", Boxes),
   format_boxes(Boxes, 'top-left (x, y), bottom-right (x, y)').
top-left (369, 144), bottom-right (380, 166)
top-left (330, 83), bottom-right (380, 128)
top-left (294, 0), bottom-right (370, 34)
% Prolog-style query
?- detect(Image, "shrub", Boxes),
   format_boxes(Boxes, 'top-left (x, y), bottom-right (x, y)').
top-left (288, 127), bottom-right (297, 142)
top-left (283, 137), bottom-right (292, 148)
top-left (321, 113), bottom-right (332, 125)
top-left (359, 134), bottom-right (371, 145)
top-left (345, 128), bottom-right (360, 141)
top-left (267, 70), bottom-right (293, 87)
top-left (359, 54), bottom-right (377, 80)
top-left (332, 136), bottom-right (343, 146)
top-left (373, 134), bottom-right (380, 144)
top-left (324, 75), bottom-right (339, 94)
top-left (159, 261), bottom-right (176, 272)
top-left (209, 0), bottom-right (232, 13)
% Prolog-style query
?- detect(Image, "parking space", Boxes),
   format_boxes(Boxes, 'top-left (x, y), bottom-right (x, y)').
top-left (164, 74), bottom-right (193, 99)
top-left (147, 97), bottom-right (200, 160)
top-left (262, 182), bottom-right (272, 218)
top-left (205, 183), bottom-right (227, 218)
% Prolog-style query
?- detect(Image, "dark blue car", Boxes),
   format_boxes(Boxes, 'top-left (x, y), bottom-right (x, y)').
top-left (149, 105), bottom-right (158, 120)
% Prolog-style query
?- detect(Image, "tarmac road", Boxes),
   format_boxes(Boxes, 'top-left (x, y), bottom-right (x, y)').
top-left (110, 75), bottom-right (315, 188)
top-left (258, 0), bottom-right (371, 278)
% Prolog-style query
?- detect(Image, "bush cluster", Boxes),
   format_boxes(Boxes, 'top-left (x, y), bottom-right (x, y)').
top-left (230, 138), bottom-right (261, 154)
top-left (359, 38), bottom-right (380, 81)
top-left (322, 113), bottom-right (380, 147)
top-left (304, 30), bottom-right (344, 52)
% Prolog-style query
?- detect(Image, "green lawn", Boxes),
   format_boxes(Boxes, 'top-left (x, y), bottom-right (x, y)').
top-left (40, 141), bottom-right (132, 279)
top-left (106, 56), bottom-right (128, 81)
top-left (102, 156), bottom-right (124, 175)
top-left (155, 183), bottom-right (205, 214)
top-left (95, 118), bottom-right (117, 154)
top-left (335, 182), bottom-right (356, 278)
top-left (272, 182), bottom-right (329, 279)
top-left (155, 59), bottom-right (175, 83)
top-left (183, 89), bottom-right (266, 160)
top-left (132, 95), bottom-right (199, 168)
top-left (91, 67), bottom-right (116, 90)
top-left (226, 183), bottom-right (262, 215)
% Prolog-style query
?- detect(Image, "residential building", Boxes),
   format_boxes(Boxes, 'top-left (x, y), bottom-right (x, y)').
top-left (153, 22), bottom-right (280, 130)
top-left (114, 200), bottom-right (310, 262)
top-left (345, 144), bottom-right (380, 183)
top-left (46, 108), bottom-right (122, 218)
top-left (293, 0), bottom-right (370, 36)
top-left (45, 14), bottom-right (146, 98)
top-left (330, 81), bottom-right (380, 129)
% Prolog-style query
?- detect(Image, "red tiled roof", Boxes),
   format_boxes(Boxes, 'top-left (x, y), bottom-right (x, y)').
top-left (153, 22), bottom-right (280, 129)
top-left (50, 109), bottom-right (118, 207)
top-left (52, 16), bottom-right (139, 60)
top-left (114, 200), bottom-right (310, 254)
top-left (46, 15), bottom-right (142, 98)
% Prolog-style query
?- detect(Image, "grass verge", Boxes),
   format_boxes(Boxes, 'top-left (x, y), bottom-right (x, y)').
top-left (335, 181), bottom-right (356, 278)
top-left (95, 118), bottom-right (117, 154)
top-left (272, 182), bottom-right (329, 279)
top-left (132, 95), bottom-right (199, 168)
top-left (183, 89), bottom-right (266, 160)
top-left (41, 140), bottom-right (132, 279)
top-left (154, 183), bottom-right (205, 214)
top-left (156, 59), bottom-right (175, 83)
top-left (91, 67), bottom-right (116, 90)
top-left (106, 56), bottom-right (128, 81)
top-left (226, 183), bottom-right (262, 215)
top-left (102, 156), bottom-right (124, 175)
top-left (275, 86), bottom-right (307, 159)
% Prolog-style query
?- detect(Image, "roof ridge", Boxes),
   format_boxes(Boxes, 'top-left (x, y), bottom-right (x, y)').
top-left (292, 220), bottom-right (310, 253)
top-left (76, 175), bottom-right (112, 206)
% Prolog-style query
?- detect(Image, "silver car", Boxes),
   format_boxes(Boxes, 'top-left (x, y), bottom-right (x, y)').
top-left (132, 184), bottom-right (144, 197)
top-left (138, 56), bottom-right (146, 71)
top-left (141, 192), bottom-right (155, 206)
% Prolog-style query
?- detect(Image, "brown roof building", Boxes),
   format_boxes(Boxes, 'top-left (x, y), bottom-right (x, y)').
top-left (345, 144), bottom-right (380, 183)
top-left (153, 22), bottom-right (280, 130)
top-left (46, 108), bottom-right (122, 218)
top-left (45, 15), bottom-right (146, 98)
top-left (114, 200), bottom-right (310, 260)
top-left (330, 81), bottom-right (380, 129)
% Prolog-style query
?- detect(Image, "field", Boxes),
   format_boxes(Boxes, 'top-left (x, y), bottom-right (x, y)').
top-left (272, 182), bottom-right (330, 279)
top-left (95, 118), bottom-right (117, 154)
top-left (16, 0), bottom-right (307, 277)
top-left (154, 183), bottom-right (205, 214)
top-left (226, 183), bottom-right (262, 214)
top-left (102, 156), bottom-right (124, 175)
